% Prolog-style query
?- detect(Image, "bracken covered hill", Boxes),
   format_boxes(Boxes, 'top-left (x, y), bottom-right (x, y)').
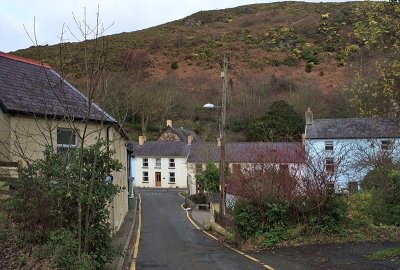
top-left (12, 1), bottom-right (400, 140)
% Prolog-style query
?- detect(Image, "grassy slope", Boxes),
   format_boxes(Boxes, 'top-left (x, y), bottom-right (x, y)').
top-left (12, 2), bottom-right (357, 89)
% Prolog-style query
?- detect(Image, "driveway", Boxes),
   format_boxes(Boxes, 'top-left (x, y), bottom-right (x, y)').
top-left (135, 188), bottom-right (265, 270)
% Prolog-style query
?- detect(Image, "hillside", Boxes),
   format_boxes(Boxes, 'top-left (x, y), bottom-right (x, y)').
top-left (12, 1), bottom-right (400, 141)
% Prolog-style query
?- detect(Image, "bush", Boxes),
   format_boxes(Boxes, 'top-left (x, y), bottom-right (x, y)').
top-left (9, 142), bottom-right (122, 268)
top-left (305, 62), bottom-right (314, 73)
top-left (362, 166), bottom-right (400, 226)
top-left (170, 61), bottom-right (178, 70)
top-left (188, 194), bottom-right (208, 204)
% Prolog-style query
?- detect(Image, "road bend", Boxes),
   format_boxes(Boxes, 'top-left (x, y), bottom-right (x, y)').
top-left (135, 189), bottom-right (265, 270)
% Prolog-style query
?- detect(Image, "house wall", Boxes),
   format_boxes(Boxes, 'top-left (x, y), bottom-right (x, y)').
top-left (7, 115), bottom-right (128, 233)
top-left (305, 138), bottom-right (400, 189)
top-left (135, 156), bottom-right (187, 188)
top-left (187, 162), bottom-right (305, 195)
top-left (0, 110), bottom-right (11, 161)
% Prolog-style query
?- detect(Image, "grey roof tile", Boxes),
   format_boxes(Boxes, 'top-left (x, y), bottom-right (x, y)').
top-left (305, 118), bottom-right (400, 139)
top-left (130, 141), bottom-right (191, 157)
top-left (187, 142), bottom-right (304, 163)
top-left (0, 53), bottom-right (116, 124)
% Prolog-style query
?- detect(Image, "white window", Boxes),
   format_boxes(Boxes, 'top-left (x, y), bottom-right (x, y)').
top-left (169, 172), bottom-right (175, 183)
top-left (143, 158), bottom-right (148, 168)
top-left (142, 171), bottom-right (149, 183)
top-left (325, 141), bottom-right (333, 152)
top-left (155, 158), bottom-right (161, 168)
top-left (57, 128), bottom-right (77, 157)
top-left (169, 158), bottom-right (175, 168)
top-left (381, 140), bottom-right (393, 151)
top-left (325, 158), bottom-right (334, 174)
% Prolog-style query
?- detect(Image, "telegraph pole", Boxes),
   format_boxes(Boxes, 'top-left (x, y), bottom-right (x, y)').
top-left (219, 53), bottom-right (228, 216)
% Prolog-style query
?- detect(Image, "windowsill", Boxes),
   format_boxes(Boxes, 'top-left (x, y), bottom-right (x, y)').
top-left (154, 166), bottom-right (161, 169)
top-left (168, 182), bottom-right (176, 184)
top-left (142, 181), bottom-right (149, 183)
top-left (142, 166), bottom-right (148, 169)
top-left (168, 167), bottom-right (175, 169)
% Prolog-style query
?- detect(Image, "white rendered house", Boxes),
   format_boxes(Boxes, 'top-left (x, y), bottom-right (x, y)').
top-left (304, 108), bottom-right (400, 191)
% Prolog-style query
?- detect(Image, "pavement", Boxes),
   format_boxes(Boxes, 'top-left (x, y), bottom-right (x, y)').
top-left (106, 197), bottom-right (137, 270)
top-left (190, 209), bottom-right (211, 229)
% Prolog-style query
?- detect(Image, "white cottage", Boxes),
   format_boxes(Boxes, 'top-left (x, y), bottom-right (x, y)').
top-left (304, 108), bottom-right (400, 191)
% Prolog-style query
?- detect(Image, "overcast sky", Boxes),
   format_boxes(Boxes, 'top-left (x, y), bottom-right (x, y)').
top-left (1, 0), bottom-right (347, 52)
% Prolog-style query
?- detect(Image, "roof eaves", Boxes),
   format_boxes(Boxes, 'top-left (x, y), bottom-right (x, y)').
top-left (0, 52), bottom-right (51, 68)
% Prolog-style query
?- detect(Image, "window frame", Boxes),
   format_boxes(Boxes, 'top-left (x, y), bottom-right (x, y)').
top-left (169, 158), bottom-right (175, 169)
top-left (56, 128), bottom-right (78, 157)
top-left (168, 172), bottom-right (175, 184)
top-left (325, 157), bottom-right (335, 175)
top-left (142, 171), bottom-right (149, 183)
top-left (155, 158), bottom-right (161, 168)
top-left (142, 158), bottom-right (149, 168)
top-left (325, 141), bottom-right (334, 153)
top-left (381, 140), bottom-right (393, 151)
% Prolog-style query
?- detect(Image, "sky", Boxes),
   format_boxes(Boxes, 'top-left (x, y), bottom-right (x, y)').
top-left (1, 0), bottom-right (346, 52)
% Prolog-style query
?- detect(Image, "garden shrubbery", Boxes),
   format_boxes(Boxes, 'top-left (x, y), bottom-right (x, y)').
top-left (6, 142), bottom-right (122, 269)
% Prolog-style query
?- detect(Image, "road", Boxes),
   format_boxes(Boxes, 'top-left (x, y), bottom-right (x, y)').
top-left (135, 189), bottom-right (265, 270)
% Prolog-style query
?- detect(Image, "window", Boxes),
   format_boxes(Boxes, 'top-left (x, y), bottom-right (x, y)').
top-left (195, 163), bottom-right (203, 174)
top-left (169, 172), bottom-right (175, 183)
top-left (381, 140), bottom-right (393, 151)
top-left (325, 141), bottom-right (333, 152)
top-left (325, 158), bottom-right (334, 174)
top-left (142, 171), bottom-right (149, 183)
top-left (57, 128), bottom-right (77, 157)
top-left (143, 158), bottom-right (148, 168)
top-left (155, 158), bottom-right (161, 168)
top-left (169, 158), bottom-right (175, 168)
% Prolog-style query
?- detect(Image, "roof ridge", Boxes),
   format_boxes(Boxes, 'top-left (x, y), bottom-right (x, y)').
top-left (0, 52), bottom-right (51, 68)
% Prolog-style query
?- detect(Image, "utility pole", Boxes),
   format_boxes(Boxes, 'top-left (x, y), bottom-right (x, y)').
top-left (219, 53), bottom-right (228, 216)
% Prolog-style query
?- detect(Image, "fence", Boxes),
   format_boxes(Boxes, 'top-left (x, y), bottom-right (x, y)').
top-left (0, 161), bottom-right (20, 199)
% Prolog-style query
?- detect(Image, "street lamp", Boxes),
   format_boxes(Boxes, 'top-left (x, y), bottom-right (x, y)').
top-left (203, 53), bottom-right (228, 217)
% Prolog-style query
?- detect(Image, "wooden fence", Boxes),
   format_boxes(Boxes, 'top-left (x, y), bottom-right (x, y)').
top-left (0, 161), bottom-right (20, 199)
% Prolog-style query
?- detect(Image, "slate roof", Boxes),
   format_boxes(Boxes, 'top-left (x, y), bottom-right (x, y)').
top-left (0, 52), bottom-right (116, 124)
top-left (305, 118), bottom-right (400, 139)
top-left (187, 142), bottom-right (304, 164)
top-left (129, 141), bottom-right (191, 157)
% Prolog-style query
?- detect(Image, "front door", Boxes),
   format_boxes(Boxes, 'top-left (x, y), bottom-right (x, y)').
top-left (155, 172), bottom-right (161, 187)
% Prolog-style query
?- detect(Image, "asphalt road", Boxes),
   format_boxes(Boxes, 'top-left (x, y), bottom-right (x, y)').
top-left (135, 189), bottom-right (265, 270)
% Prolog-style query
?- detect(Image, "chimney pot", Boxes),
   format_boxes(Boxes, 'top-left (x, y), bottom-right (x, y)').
top-left (188, 134), bottom-right (193, 144)
top-left (139, 135), bottom-right (145, 145)
top-left (217, 137), bottom-right (221, 147)
top-left (305, 108), bottom-right (313, 125)
top-left (167, 120), bottom-right (172, 127)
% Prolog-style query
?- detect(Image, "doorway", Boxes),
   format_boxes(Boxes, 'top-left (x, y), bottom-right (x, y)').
top-left (155, 172), bottom-right (161, 187)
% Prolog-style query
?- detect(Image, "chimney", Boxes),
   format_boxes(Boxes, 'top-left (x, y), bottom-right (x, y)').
top-left (217, 137), bottom-right (221, 147)
top-left (188, 134), bottom-right (193, 144)
top-left (166, 120), bottom-right (172, 127)
top-left (139, 135), bottom-right (146, 146)
top-left (305, 108), bottom-right (313, 125)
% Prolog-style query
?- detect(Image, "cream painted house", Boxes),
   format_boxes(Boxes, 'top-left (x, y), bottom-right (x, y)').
top-left (0, 52), bottom-right (129, 234)
top-left (187, 142), bottom-right (305, 195)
